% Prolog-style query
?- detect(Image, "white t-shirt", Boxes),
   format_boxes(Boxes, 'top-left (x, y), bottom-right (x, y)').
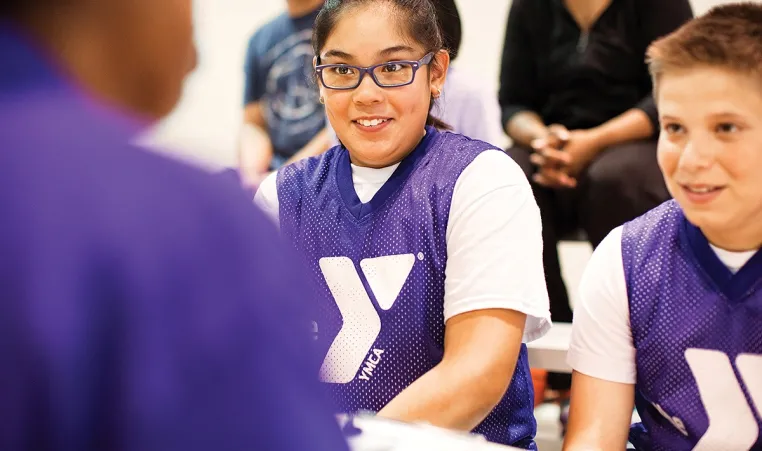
top-left (567, 225), bottom-right (758, 384)
top-left (254, 149), bottom-right (552, 342)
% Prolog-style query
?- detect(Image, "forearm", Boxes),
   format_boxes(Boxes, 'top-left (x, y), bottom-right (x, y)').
top-left (563, 414), bottom-right (631, 451)
top-left (589, 108), bottom-right (654, 151)
top-left (506, 111), bottom-right (548, 148)
top-left (284, 127), bottom-right (331, 165)
top-left (377, 361), bottom-right (510, 431)
top-left (239, 122), bottom-right (273, 176)
top-left (562, 372), bottom-right (634, 451)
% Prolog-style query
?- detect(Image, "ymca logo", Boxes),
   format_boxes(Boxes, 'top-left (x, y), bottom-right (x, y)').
top-left (663, 349), bottom-right (762, 450)
top-left (317, 254), bottom-right (417, 384)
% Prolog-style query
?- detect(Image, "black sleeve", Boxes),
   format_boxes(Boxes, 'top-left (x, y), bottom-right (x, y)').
top-left (634, 0), bottom-right (694, 133)
top-left (635, 95), bottom-right (659, 135)
top-left (638, 0), bottom-right (694, 45)
top-left (498, 0), bottom-right (541, 129)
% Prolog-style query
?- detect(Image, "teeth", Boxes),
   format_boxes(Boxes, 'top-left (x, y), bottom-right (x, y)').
top-left (687, 186), bottom-right (714, 193)
top-left (358, 119), bottom-right (388, 127)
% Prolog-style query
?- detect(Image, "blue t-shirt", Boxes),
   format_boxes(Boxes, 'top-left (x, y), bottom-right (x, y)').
top-left (0, 23), bottom-right (348, 451)
top-left (244, 7), bottom-right (325, 166)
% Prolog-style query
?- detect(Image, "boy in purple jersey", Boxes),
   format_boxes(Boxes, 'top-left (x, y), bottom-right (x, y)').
top-left (254, 0), bottom-right (552, 448)
top-left (564, 3), bottom-right (762, 451)
top-left (0, 1), bottom-right (348, 450)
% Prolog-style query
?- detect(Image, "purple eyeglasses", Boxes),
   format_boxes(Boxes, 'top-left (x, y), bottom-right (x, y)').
top-left (315, 52), bottom-right (434, 90)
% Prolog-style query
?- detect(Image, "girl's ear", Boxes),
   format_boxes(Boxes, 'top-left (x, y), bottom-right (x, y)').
top-left (313, 55), bottom-right (328, 102)
top-left (429, 49), bottom-right (450, 97)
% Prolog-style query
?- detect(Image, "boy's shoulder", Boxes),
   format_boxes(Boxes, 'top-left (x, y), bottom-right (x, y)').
top-left (0, 94), bottom-right (277, 270)
top-left (622, 199), bottom-right (683, 244)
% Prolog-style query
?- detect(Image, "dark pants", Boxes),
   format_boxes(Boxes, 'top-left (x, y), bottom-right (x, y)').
top-left (507, 140), bottom-right (669, 391)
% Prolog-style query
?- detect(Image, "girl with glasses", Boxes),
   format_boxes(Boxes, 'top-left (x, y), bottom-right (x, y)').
top-left (255, 0), bottom-right (550, 447)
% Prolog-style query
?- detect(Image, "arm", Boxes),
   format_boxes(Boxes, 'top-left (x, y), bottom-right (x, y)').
top-left (378, 151), bottom-right (551, 428)
top-left (563, 226), bottom-right (638, 450)
top-left (239, 36), bottom-right (274, 184)
top-left (283, 127), bottom-right (332, 166)
top-left (507, 111), bottom-right (549, 149)
top-left (531, 110), bottom-right (654, 186)
top-left (563, 373), bottom-right (635, 451)
top-left (498, 0), bottom-right (547, 147)
top-left (588, 108), bottom-right (654, 151)
top-left (239, 102), bottom-right (274, 185)
top-left (378, 309), bottom-right (527, 430)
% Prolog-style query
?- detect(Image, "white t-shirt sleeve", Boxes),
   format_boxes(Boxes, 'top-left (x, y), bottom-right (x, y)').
top-left (253, 171), bottom-right (280, 227)
top-left (566, 226), bottom-right (636, 384)
top-left (444, 150), bottom-right (551, 342)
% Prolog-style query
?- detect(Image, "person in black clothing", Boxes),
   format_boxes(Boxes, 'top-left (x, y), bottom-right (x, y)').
top-left (498, 0), bottom-right (693, 401)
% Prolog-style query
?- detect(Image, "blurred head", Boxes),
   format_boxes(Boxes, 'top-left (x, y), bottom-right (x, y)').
top-left (647, 2), bottom-right (762, 250)
top-left (312, 0), bottom-right (450, 168)
top-left (433, 0), bottom-right (461, 61)
top-left (2, 0), bottom-right (196, 120)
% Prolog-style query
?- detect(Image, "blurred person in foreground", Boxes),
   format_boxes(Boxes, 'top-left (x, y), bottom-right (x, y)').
top-left (0, 1), bottom-right (348, 450)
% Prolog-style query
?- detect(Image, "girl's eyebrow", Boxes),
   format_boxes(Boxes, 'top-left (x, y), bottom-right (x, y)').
top-left (379, 45), bottom-right (416, 57)
top-left (322, 45), bottom-right (416, 62)
top-left (322, 49), bottom-right (353, 61)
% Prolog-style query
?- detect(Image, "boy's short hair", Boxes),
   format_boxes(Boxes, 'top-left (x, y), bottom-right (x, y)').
top-left (647, 2), bottom-right (762, 92)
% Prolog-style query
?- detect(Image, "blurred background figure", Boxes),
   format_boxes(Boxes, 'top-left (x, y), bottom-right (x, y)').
top-left (238, 0), bottom-right (329, 188)
top-left (432, 0), bottom-right (506, 146)
top-left (0, 0), bottom-right (348, 450)
top-left (498, 0), bottom-right (693, 422)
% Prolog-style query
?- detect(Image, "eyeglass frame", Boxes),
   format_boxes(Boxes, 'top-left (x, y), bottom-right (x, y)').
top-left (314, 52), bottom-right (435, 90)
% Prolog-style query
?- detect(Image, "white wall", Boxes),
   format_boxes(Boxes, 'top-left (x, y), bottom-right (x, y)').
top-left (144, 0), bottom-right (737, 169)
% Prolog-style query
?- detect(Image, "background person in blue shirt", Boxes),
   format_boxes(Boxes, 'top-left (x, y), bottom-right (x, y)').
top-left (0, 1), bottom-right (348, 450)
top-left (238, 0), bottom-right (330, 188)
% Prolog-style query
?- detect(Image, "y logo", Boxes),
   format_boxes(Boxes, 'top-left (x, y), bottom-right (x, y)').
top-left (684, 349), bottom-right (762, 450)
top-left (317, 254), bottom-right (416, 383)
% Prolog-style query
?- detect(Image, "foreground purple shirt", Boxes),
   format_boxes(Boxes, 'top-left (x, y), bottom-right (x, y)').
top-left (622, 201), bottom-right (762, 450)
top-left (0, 23), bottom-right (347, 451)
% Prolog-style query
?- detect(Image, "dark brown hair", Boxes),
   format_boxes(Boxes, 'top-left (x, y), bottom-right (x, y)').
top-left (434, 0), bottom-right (461, 61)
top-left (647, 2), bottom-right (762, 95)
top-left (312, 0), bottom-right (451, 130)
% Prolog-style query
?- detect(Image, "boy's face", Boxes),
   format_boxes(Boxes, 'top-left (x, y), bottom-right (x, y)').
top-left (657, 66), bottom-right (762, 249)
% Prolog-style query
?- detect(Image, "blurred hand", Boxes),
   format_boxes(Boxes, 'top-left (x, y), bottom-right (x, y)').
top-left (530, 125), bottom-right (602, 188)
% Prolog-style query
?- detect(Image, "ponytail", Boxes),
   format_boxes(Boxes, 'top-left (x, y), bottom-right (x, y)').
top-left (427, 90), bottom-right (452, 131)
